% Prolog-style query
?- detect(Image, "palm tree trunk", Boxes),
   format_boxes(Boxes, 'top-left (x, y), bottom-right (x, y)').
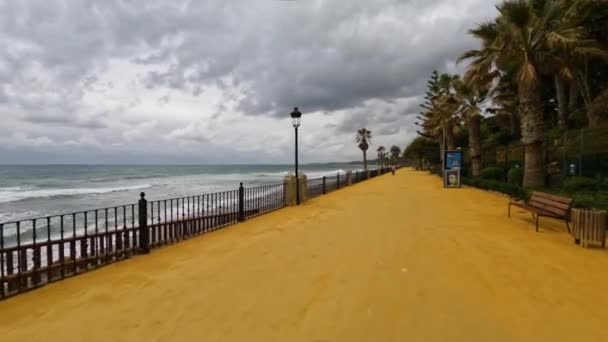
top-left (568, 81), bottom-right (579, 116)
top-left (555, 76), bottom-right (568, 130)
top-left (468, 115), bottom-right (482, 177)
top-left (519, 86), bottom-right (545, 188)
top-left (363, 150), bottom-right (367, 172)
top-left (445, 124), bottom-right (456, 150)
top-left (587, 110), bottom-right (602, 128)
top-left (524, 141), bottom-right (544, 187)
top-left (509, 111), bottom-right (518, 137)
top-left (576, 63), bottom-right (601, 128)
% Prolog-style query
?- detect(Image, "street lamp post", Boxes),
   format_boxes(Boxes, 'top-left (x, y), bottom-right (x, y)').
top-left (290, 107), bottom-right (302, 205)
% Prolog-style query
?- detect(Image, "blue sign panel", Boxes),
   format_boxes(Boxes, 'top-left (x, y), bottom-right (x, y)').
top-left (444, 150), bottom-right (462, 171)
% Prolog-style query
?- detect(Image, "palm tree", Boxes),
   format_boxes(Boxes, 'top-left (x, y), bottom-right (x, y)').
top-left (487, 72), bottom-right (520, 137)
top-left (460, 0), bottom-right (600, 187)
top-left (377, 146), bottom-right (386, 168)
top-left (454, 78), bottom-right (489, 177)
top-left (356, 128), bottom-right (372, 172)
top-left (549, 0), bottom-right (608, 129)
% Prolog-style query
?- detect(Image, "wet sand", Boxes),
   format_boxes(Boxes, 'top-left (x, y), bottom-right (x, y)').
top-left (1, 168), bottom-right (608, 341)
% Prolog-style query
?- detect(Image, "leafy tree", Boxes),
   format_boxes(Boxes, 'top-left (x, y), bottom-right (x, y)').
top-left (377, 146), bottom-right (386, 168)
top-left (418, 71), bottom-right (461, 151)
top-left (389, 145), bottom-right (402, 165)
top-left (403, 137), bottom-right (440, 169)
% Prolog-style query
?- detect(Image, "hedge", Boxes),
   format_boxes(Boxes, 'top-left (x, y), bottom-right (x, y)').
top-left (480, 167), bottom-right (505, 181)
top-left (562, 176), bottom-right (603, 193)
top-left (507, 167), bottom-right (524, 186)
top-left (462, 177), bottom-right (529, 199)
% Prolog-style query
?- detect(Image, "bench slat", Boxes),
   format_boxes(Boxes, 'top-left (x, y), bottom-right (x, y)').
top-left (529, 195), bottom-right (572, 211)
top-left (527, 200), bottom-right (569, 217)
top-left (511, 202), bottom-right (559, 217)
top-left (531, 192), bottom-right (574, 205)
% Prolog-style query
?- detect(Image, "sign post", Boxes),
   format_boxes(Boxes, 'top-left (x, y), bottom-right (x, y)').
top-left (444, 150), bottom-right (462, 188)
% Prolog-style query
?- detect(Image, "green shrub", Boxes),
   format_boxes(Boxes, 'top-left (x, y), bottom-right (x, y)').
top-left (507, 167), bottom-right (524, 186)
top-left (562, 176), bottom-right (600, 193)
top-left (428, 165), bottom-right (442, 177)
top-left (571, 194), bottom-right (596, 209)
top-left (480, 167), bottom-right (505, 181)
top-left (463, 177), bottom-right (528, 199)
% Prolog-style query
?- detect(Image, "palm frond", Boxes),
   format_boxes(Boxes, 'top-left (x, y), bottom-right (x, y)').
top-left (457, 50), bottom-right (483, 63)
top-left (469, 21), bottom-right (499, 43)
top-left (518, 60), bottom-right (539, 90)
top-left (498, 0), bottom-right (533, 30)
top-left (545, 28), bottom-right (585, 48)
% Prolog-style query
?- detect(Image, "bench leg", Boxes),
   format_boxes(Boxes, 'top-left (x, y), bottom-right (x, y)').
top-left (536, 216), bottom-right (540, 232)
top-left (508, 203), bottom-right (511, 218)
top-left (565, 220), bottom-right (571, 234)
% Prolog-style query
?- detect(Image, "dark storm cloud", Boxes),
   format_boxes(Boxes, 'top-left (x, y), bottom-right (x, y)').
top-left (127, 0), bottom-right (489, 117)
top-left (0, 0), bottom-right (499, 163)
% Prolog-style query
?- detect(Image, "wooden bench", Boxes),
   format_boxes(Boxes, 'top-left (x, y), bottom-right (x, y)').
top-left (508, 192), bottom-right (574, 232)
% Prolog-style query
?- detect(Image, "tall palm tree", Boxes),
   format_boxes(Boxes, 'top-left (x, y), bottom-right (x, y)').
top-left (549, 0), bottom-right (608, 129)
top-left (454, 78), bottom-right (489, 177)
top-left (487, 72), bottom-right (520, 137)
top-left (377, 146), bottom-right (386, 168)
top-left (460, 0), bottom-right (598, 187)
top-left (356, 128), bottom-right (372, 172)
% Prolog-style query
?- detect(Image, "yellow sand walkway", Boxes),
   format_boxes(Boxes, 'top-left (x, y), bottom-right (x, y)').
top-left (2, 169), bottom-right (608, 341)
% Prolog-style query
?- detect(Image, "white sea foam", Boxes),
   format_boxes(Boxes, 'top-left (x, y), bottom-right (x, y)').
top-left (250, 169), bottom-right (351, 180)
top-left (0, 184), bottom-right (151, 204)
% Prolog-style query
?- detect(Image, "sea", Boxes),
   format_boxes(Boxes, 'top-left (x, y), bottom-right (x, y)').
top-left (0, 164), bottom-right (363, 224)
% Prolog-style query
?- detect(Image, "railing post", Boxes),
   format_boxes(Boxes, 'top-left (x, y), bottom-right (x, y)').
top-left (322, 176), bottom-right (326, 195)
top-left (138, 192), bottom-right (150, 254)
top-left (238, 183), bottom-right (245, 222)
top-left (337, 173), bottom-right (340, 189)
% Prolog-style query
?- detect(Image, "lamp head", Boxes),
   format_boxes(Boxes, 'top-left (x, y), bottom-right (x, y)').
top-left (290, 107), bottom-right (302, 127)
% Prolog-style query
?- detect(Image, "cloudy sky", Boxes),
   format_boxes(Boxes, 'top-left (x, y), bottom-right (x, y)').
top-left (0, 0), bottom-right (499, 164)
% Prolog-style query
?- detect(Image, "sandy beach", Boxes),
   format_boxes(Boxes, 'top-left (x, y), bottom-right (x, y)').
top-left (1, 168), bottom-right (608, 341)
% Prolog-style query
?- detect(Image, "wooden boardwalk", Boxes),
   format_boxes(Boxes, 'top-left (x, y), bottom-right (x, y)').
top-left (1, 169), bottom-right (608, 341)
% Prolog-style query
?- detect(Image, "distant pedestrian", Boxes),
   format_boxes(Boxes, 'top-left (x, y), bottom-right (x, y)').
top-left (391, 165), bottom-right (396, 175)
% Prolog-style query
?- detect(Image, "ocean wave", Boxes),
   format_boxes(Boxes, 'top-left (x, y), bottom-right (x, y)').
top-left (252, 169), bottom-right (349, 179)
top-left (0, 210), bottom-right (42, 225)
top-left (89, 174), bottom-right (170, 183)
top-left (0, 184), bottom-right (151, 204)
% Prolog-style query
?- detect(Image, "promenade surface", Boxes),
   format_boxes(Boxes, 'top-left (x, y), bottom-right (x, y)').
top-left (1, 169), bottom-right (608, 341)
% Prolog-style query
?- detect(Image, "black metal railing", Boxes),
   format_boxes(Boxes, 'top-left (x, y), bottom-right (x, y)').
top-left (0, 182), bottom-right (285, 300)
top-left (0, 167), bottom-right (392, 300)
top-left (0, 202), bottom-right (141, 299)
top-left (307, 177), bottom-right (325, 199)
top-left (244, 183), bottom-right (286, 219)
top-left (307, 167), bottom-right (390, 198)
top-left (325, 172), bottom-right (346, 194)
